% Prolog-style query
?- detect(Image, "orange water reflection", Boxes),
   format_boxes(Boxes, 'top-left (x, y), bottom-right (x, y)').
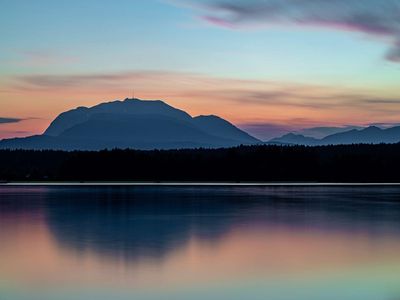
top-left (1, 186), bottom-right (400, 299)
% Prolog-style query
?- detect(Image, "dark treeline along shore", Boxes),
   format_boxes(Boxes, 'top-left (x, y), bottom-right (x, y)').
top-left (1, 143), bottom-right (400, 182)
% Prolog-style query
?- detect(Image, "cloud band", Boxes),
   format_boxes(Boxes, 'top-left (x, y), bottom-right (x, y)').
top-left (186, 0), bottom-right (400, 62)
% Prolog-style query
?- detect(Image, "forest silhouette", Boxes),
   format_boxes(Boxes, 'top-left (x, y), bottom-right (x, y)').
top-left (1, 144), bottom-right (400, 182)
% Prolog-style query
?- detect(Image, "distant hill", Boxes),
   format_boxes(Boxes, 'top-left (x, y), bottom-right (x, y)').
top-left (0, 98), bottom-right (260, 150)
top-left (270, 126), bottom-right (400, 145)
top-left (270, 133), bottom-right (319, 145)
top-left (295, 126), bottom-right (364, 139)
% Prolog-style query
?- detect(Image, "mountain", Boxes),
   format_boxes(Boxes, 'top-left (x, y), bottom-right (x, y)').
top-left (0, 98), bottom-right (260, 150)
top-left (321, 126), bottom-right (400, 144)
top-left (44, 99), bottom-right (192, 136)
top-left (192, 115), bottom-right (257, 144)
top-left (295, 126), bottom-right (364, 139)
top-left (269, 133), bottom-right (319, 145)
top-left (270, 126), bottom-right (400, 145)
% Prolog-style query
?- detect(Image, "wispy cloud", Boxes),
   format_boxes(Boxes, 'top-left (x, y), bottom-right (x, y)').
top-left (0, 117), bottom-right (24, 124)
top-left (179, 0), bottom-right (400, 62)
top-left (16, 71), bottom-right (191, 90)
top-left (369, 122), bottom-right (400, 128)
top-left (0, 130), bottom-right (36, 139)
top-left (6, 70), bottom-right (400, 132)
top-left (19, 50), bottom-right (79, 67)
top-left (362, 98), bottom-right (400, 104)
top-left (13, 70), bottom-right (400, 110)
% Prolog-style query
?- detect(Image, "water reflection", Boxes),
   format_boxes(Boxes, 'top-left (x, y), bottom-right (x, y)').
top-left (46, 187), bottom-right (238, 262)
top-left (1, 186), bottom-right (400, 300)
top-left (44, 186), bottom-right (400, 261)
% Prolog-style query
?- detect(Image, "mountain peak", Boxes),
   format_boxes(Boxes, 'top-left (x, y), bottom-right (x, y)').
top-left (123, 98), bottom-right (163, 103)
top-left (195, 114), bottom-right (219, 118)
top-left (269, 133), bottom-right (318, 145)
top-left (270, 124), bottom-right (400, 146)
top-left (1, 98), bottom-right (260, 150)
top-left (44, 98), bottom-right (193, 137)
top-left (364, 125), bottom-right (382, 132)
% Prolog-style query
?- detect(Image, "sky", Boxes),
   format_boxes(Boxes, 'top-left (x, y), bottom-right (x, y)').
top-left (0, 0), bottom-right (400, 140)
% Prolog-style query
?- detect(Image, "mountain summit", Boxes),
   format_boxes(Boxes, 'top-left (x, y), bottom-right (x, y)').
top-left (0, 98), bottom-right (260, 150)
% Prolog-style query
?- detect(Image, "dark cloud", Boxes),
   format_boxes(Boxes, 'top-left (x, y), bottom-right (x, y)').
top-left (385, 41), bottom-right (400, 62)
top-left (0, 117), bottom-right (24, 124)
top-left (189, 0), bottom-right (400, 62)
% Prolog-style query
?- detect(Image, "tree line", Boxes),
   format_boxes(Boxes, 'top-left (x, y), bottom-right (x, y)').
top-left (0, 144), bottom-right (399, 182)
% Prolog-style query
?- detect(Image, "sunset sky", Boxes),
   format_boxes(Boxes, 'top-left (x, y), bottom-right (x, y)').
top-left (1, 0), bottom-right (400, 140)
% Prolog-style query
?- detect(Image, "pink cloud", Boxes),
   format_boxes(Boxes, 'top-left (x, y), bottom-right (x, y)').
top-left (20, 50), bottom-right (79, 67)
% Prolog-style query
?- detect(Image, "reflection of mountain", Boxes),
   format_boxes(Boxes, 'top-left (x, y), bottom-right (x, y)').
top-left (44, 187), bottom-right (245, 261)
top-left (3, 186), bottom-right (400, 264)
top-left (0, 99), bottom-right (260, 150)
top-left (39, 186), bottom-right (400, 263)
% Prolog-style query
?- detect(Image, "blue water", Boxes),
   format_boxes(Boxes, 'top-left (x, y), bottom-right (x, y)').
top-left (1, 185), bottom-right (400, 300)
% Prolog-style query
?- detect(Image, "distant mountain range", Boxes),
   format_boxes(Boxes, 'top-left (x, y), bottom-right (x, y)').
top-left (294, 126), bottom-right (364, 139)
top-left (270, 126), bottom-right (400, 145)
top-left (0, 98), bottom-right (260, 150)
top-left (2, 98), bottom-right (400, 151)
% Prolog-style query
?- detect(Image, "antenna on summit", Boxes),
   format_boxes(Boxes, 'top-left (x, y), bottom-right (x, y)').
top-left (132, 89), bottom-right (135, 100)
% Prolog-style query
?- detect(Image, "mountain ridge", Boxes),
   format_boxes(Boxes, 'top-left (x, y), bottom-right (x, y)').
top-left (270, 125), bottom-right (400, 145)
top-left (3, 98), bottom-right (400, 149)
top-left (0, 98), bottom-right (260, 150)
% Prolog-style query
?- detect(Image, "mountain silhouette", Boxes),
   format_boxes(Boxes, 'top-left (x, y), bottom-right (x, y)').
top-left (270, 133), bottom-right (319, 145)
top-left (271, 126), bottom-right (400, 145)
top-left (295, 126), bottom-right (363, 139)
top-left (0, 98), bottom-right (260, 150)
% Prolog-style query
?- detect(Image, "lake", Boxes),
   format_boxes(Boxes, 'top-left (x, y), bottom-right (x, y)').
top-left (1, 185), bottom-right (400, 300)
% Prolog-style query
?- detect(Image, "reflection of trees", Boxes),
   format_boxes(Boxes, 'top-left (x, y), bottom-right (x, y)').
top-left (2, 186), bottom-right (400, 263)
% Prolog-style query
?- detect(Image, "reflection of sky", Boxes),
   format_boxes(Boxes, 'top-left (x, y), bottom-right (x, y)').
top-left (1, 186), bottom-right (400, 299)
top-left (1, 1), bottom-right (400, 138)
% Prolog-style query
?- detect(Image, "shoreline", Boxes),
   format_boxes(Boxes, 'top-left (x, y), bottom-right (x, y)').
top-left (2, 182), bottom-right (400, 186)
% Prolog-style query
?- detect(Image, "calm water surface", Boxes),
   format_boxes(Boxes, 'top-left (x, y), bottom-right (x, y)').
top-left (1, 186), bottom-right (400, 300)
